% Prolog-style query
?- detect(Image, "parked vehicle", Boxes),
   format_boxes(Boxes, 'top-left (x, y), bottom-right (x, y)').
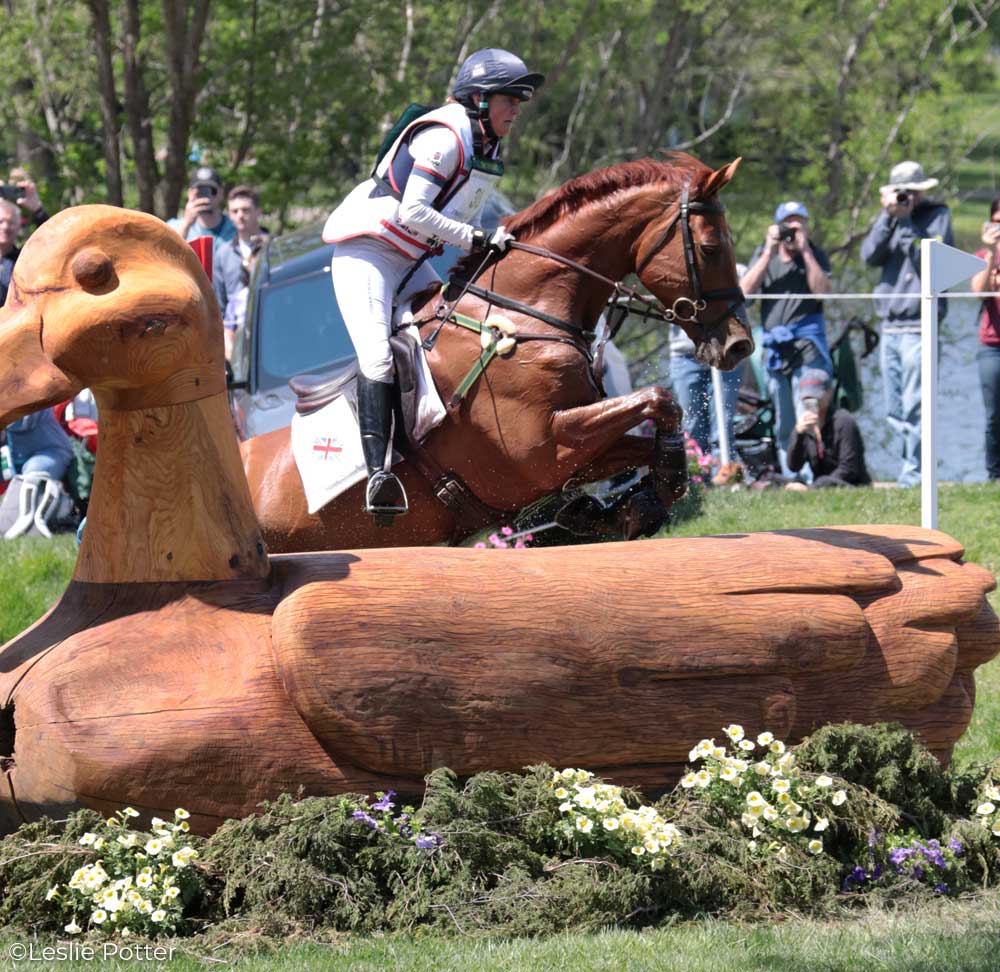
top-left (228, 195), bottom-right (514, 440)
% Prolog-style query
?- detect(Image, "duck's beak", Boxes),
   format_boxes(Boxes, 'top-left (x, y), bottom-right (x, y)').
top-left (0, 301), bottom-right (80, 427)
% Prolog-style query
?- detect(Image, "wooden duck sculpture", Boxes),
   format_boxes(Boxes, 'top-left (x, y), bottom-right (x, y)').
top-left (0, 206), bottom-right (998, 836)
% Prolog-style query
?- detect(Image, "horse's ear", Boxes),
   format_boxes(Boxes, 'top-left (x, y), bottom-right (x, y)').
top-left (703, 157), bottom-right (742, 198)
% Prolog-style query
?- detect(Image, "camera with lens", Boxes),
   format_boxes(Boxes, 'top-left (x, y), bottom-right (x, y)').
top-left (0, 184), bottom-right (22, 204)
top-left (894, 190), bottom-right (911, 206)
top-left (778, 224), bottom-right (797, 245)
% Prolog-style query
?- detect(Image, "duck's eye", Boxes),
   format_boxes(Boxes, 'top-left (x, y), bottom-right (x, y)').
top-left (72, 249), bottom-right (115, 292)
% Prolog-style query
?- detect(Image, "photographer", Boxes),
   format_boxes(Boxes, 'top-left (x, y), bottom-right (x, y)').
top-left (167, 166), bottom-right (236, 244)
top-left (740, 201), bottom-right (833, 479)
top-left (0, 177), bottom-right (50, 307)
top-left (861, 160), bottom-right (953, 488)
top-left (784, 369), bottom-right (870, 490)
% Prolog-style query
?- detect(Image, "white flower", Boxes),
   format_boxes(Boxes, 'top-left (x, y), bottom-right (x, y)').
top-left (711, 746), bottom-right (727, 760)
top-left (122, 807), bottom-right (140, 818)
top-left (724, 724), bottom-right (745, 742)
top-left (680, 773), bottom-right (698, 789)
top-left (93, 838), bottom-right (105, 851)
top-left (560, 768), bottom-right (575, 781)
top-left (150, 909), bottom-right (167, 923)
top-left (769, 740), bottom-right (786, 755)
top-left (631, 845), bottom-right (645, 856)
top-left (741, 811), bottom-right (757, 827)
top-left (757, 732), bottom-right (774, 746)
top-left (985, 784), bottom-right (1000, 801)
top-left (554, 787), bottom-right (569, 799)
top-left (832, 790), bottom-right (847, 806)
top-left (151, 817), bottom-right (166, 829)
top-left (739, 740), bottom-right (756, 751)
top-left (992, 820), bottom-right (1000, 837)
top-left (177, 821), bottom-right (190, 832)
top-left (695, 769), bottom-right (713, 788)
top-left (644, 838), bottom-right (660, 853)
top-left (79, 833), bottom-right (96, 846)
top-left (763, 805), bottom-right (779, 822)
top-left (46, 886), bottom-right (60, 901)
top-left (137, 900), bottom-right (153, 915)
top-left (65, 920), bottom-right (82, 934)
top-left (603, 817), bottom-right (620, 831)
top-left (808, 839), bottom-right (823, 855)
top-left (772, 779), bottom-right (790, 794)
top-left (746, 791), bottom-right (766, 808)
top-left (816, 775), bottom-right (834, 788)
top-left (753, 761), bottom-right (770, 777)
top-left (775, 845), bottom-right (789, 863)
top-left (721, 767), bottom-right (738, 783)
top-left (164, 886), bottom-right (181, 899)
top-left (145, 838), bottom-right (164, 855)
top-left (785, 816), bottom-right (807, 833)
top-left (558, 801), bottom-right (573, 813)
top-left (747, 840), bottom-right (758, 852)
top-left (117, 834), bottom-right (137, 848)
top-left (576, 816), bottom-right (594, 834)
top-left (136, 873), bottom-right (153, 889)
top-left (976, 802), bottom-right (996, 816)
top-left (814, 817), bottom-right (830, 832)
top-left (91, 909), bottom-right (107, 925)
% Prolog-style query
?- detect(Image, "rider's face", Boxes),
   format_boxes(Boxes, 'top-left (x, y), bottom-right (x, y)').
top-left (487, 94), bottom-right (522, 137)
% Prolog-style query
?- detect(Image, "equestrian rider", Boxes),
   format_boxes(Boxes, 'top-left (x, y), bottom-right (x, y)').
top-left (322, 48), bottom-right (544, 523)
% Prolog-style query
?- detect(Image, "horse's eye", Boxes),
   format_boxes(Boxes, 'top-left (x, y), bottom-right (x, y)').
top-left (698, 243), bottom-right (720, 255)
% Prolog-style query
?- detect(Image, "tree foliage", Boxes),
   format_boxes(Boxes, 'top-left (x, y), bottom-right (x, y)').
top-left (0, 0), bottom-right (996, 244)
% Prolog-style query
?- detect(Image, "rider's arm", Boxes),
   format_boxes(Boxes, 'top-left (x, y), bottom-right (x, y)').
top-left (397, 127), bottom-right (476, 251)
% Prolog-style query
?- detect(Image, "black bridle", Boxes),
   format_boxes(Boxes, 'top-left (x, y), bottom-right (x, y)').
top-left (633, 182), bottom-right (746, 331)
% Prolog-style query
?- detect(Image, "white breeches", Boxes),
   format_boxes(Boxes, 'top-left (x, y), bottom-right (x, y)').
top-left (329, 237), bottom-right (441, 382)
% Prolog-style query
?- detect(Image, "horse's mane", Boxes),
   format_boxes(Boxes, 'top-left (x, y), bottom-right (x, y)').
top-left (451, 153), bottom-right (712, 279)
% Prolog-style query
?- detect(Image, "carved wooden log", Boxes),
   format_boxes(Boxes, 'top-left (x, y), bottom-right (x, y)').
top-left (1, 524), bottom-right (995, 835)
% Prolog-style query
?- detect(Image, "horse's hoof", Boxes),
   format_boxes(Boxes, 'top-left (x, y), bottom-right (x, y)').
top-left (620, 489), bottom-right (667, 541)
top-left (554, 494), bottom-right (612, 537)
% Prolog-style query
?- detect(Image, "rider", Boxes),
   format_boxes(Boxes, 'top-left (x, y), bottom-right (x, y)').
top-left (322, 48), bottom-right (544, 523)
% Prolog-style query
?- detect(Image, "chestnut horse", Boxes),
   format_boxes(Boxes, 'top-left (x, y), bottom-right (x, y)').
top-left (242, 153), bottom-right (753, 552)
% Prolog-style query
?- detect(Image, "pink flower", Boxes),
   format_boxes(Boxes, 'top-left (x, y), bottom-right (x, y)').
top-left (474, 542), bottom-right (486, 549)
top-left (692, 475), bottom-right (703, 483)
top-left (514, 540), bottom-right (527, 548)
top-left (501, 526), bottom-right (514, 536)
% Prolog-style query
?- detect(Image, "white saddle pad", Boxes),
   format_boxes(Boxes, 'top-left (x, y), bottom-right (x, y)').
top-left (290, 325), bottom-right (446, 514)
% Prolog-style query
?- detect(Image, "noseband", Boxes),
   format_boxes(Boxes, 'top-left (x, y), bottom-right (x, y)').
top-left (634, 183), bottom-right (746, 332)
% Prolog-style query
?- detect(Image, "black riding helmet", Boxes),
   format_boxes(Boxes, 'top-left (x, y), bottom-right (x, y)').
top-left (453, 48), bottom-right (545, 105)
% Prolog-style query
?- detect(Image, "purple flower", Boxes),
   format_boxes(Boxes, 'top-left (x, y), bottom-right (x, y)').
top-left (949, 837), bottom-right (964, 855)
top-left (872, 864), bottom-right (883, 880)
top-left (843, 865), bottom-right (868, 891)
top-left (868, 829), bottom-right (882, 849)
top-left (888, 847), bottom-right (913, 869)
top-left (352, 810), bottom-right (380, 830)
top-left (414, 833), bottom-right (442, 850)
top-left (934, 882), bottom-right (949, 894)
top-left (913, 865), bottom-right (924, 881)
top-left (371, 791), bottom-right (396, 812)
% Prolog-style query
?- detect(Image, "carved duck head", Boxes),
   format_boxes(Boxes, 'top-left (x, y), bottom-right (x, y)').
top-left (0, 205), bottom-right (225, 426)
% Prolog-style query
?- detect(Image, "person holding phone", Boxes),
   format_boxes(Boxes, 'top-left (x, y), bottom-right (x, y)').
top-left (971, 196), bottom-right (1000, 480)
top-left (784, 369), bottom-right (870, 490)
top-left (860, 160), bottom-right (953, 488)
top-left (167, 166), bottom-right (237, 244)
top-left (0, 174), bottom-right (50, 308)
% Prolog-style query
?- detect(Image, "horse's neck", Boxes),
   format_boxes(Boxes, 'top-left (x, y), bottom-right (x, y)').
top-left (74, 391), bottom-right (269, 584)
top-left (497, 196), bottom-right (649, 329)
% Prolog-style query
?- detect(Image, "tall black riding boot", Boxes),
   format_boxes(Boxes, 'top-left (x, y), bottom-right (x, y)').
top-left (357, 375), bottom-right (408, 525)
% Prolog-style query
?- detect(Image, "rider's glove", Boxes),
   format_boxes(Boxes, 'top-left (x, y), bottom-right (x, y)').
top-left (471, 226), bottom-right (515, 254)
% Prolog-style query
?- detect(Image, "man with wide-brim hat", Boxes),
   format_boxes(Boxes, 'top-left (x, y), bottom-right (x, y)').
top-left (861, 160), bottom-right (953, 488)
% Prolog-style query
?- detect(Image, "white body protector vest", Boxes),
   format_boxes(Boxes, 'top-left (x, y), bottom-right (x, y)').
top-left (322, 103), bottom-right (503, 261)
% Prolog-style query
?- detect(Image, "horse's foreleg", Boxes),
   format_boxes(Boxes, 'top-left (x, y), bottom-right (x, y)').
top-left (550, 387), bottom-right (685, 504)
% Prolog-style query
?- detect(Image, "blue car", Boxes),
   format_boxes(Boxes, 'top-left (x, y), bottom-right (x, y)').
top-left (228, 194), bottom-right (515, 440)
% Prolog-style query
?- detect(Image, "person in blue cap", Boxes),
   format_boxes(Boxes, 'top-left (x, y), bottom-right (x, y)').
top-left (323, 48), bottom-right (544, 524)
top-left (740, 201), bottom-right (833, 480)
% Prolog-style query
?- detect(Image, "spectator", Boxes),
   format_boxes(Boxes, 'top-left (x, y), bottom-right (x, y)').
top-left (860, 160), bottom-right (953, 487)
top-left (2, 407), bottom-right (74, 539)
top-left (670, 262), bottom-right (745, 463)
top-left (971, 196), bottom-right (1000, 481)
top-left (0, 177), bottom-right (50, 307)
top-left (785, 368), bottom-right (871, 490)
top-left (740, 201), bottom-right (833, 480)
top-left (167, 166), bottom-right (236, 244)
top-left (227, 185), bottom-right (269, 268)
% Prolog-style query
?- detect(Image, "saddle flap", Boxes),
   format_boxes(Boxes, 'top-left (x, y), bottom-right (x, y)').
top-left (290, 356), bottom-right (359, 416)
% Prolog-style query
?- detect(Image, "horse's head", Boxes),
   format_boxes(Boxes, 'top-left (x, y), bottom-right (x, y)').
top-left (634, 158), bottom-right (753, 371)
top-left (0, 205), bottom-right (224, 427)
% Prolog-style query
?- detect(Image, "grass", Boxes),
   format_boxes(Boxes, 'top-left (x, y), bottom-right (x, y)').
top-left (2, 894), bottom-right (1000, 970)
top-left (2, 488), bottom-right (1000, 970)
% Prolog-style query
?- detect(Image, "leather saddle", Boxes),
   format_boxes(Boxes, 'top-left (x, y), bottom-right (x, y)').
top-left (290, 333), bottom-right (425, 449)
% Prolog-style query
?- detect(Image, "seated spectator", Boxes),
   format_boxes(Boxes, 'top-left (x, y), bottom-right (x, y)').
top-left (971, 196), bottom-right (1000, 481)
top-left (3, 407), bottom-right (74, 539)
top-left (0, 176), bottom-right (50, 306)
top-left (785, 369), bottom-right (871, 490)
top-left (167, 166), bottom-right (236, 244)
